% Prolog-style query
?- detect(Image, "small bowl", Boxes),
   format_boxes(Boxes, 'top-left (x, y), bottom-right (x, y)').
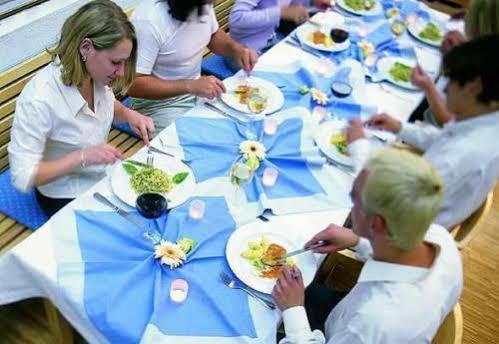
top-left (330, 28), bottom-right (349, 44)
top-left (331, 81), bottom-right (353, 98)
top-left (136, 193), bottom-right (168, 219)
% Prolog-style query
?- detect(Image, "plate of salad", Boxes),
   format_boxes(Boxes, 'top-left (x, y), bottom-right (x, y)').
top-left (314, 120), bottom-right (353, 167)
top-left (336, 0), bottom-right (382, 16)
top-left (377, 57), bottom-right (418, 90)
top-left (408, 20), bottom-right (445, 47)
top-left (110, 155), bottom-right (196, 209)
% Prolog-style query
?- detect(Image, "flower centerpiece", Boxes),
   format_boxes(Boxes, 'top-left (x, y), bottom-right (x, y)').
top-left (154, 237), bottom-right (196, 269)
top-left (231, 140), bottom-right (267, 185)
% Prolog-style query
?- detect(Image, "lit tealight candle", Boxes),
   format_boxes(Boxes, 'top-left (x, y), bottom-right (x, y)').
top-left (406, 13), bottom-right (417, 26)
top-left (189, 199), bottom-right (205, 220)
top-left (170, 279), bottom-right (189, 303)
top-left (263, 118), bottom-right (279, 136)
top-left (358, 24), bottom-right (368, 38)
top-left (312, 106), bottom-right (327, 122)
top-left (364, 52), bottom-right (377, 68)
top-left (262, 167), bottom-right (279, 187)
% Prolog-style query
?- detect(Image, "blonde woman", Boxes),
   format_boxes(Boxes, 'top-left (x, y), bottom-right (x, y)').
top-left (273, 149), bottom-right (462, 343)
top-left (8, 0), bottom-right (155, 217)
top-left (412, 0), bottom-right (499, 126)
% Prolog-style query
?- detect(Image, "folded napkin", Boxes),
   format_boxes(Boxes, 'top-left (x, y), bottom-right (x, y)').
top-left (55, 197), bottom-right (258, 343)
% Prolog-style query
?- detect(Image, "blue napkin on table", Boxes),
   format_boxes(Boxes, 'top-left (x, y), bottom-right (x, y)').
top-left (68, 197), bottom-right (257, 343)
top-left (176, 116), bottom-right (326, 203)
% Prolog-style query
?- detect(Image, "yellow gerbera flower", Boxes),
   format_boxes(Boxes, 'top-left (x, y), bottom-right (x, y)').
top-left (154, 240), bottom-right (186, 269)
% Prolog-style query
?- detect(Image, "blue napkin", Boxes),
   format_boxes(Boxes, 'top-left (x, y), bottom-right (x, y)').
top-left (71, 197), bottom-right (257, 343)
top-left (380, 0), bottom-right (431, 21)
top-left (176, 117), bottom-right (326, 203)
top-left (253, 67), bottom-right (375, 120)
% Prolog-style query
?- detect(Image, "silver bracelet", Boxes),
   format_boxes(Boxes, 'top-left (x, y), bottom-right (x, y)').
top-left (80, 149), bottom-right (86, 168)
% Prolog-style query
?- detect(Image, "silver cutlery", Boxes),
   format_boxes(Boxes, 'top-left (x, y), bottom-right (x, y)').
top-left (258, 214), bottom-right (270, 222)
top-left (284, 39), bottom-right (323, 59)
top-left (148, 145), bottom-right (190, 163)
top-left (323, 156), bottom-right (356, 177)
top-left (219, 271), bottom-right (276, 310)
top-left (146, 145), bottom-right (154, 167)
top-left (93, 192), bottom-right (161, 244)
top-left (204, 102), bottom-right (247, 126)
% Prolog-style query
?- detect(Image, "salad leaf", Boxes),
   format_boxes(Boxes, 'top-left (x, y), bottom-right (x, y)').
top-left (122, 163), bottom-right (138, 175)
top-left (172, 172), bottom-right (189, 184)
top-left (177, 238), bottom-right (196, 254)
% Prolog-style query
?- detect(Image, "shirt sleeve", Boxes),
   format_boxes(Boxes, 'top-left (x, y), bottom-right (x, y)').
top-left (280, 306), bottom-right (327, 344)
top-left (229, 0), bottom-right (281, 30)
top-left (351, 237), bottom-right (373, 261)
top-left (8, 100), bottom-right (52, 192)
top-left (398, 122), bottom-right (442, 152)
top-left (348, 138), bottom-right (371, 174)
top-left (132, 19), bottom-right (162, 75)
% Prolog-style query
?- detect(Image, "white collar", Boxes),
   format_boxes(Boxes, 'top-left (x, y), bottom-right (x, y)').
top-left (444, 109), bottom-right (499, 133)
top-left (358, 259), bottom-right (429, 284)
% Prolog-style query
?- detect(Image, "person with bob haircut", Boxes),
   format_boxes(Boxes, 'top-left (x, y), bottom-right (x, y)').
top-left (8, 0), bottom-right (155, 217)
top-left (127, 0), bottom-right (258, 132)
top-left (413, 0), bottom-right (499, 126)
top-left (346, 34), bottom-right (499, 230)
top-left (273, 148), bottom-right (463, 343)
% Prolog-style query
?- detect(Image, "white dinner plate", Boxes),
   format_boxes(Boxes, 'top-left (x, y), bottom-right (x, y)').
top-left (296, 25), bottom-right (351, 53)
top-left (226, 222), bottom-right (316, 294)
top-left (336, 0), bottom-right (382, 16)
top-left (377, 56), bottom-right (418, 90)
top-left (314, 120), bottom-right (353, 167)
top-left (407, 20), bottom-right (445, 47)
top-left (110, 155), bottom-right (196, 209)
top-left (220, 76), bottom-right (284, 116)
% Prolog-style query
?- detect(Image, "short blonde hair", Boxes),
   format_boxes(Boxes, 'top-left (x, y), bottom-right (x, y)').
top-left (465, 0), bottom-right (499, 39)
top-left (49, 0), bottom-right (136, 96)
top-left (361, 149), bottom-right (444, 251)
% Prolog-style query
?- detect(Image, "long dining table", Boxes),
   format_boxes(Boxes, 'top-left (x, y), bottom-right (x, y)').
top-left (0, 2), bottom-right (460, 343)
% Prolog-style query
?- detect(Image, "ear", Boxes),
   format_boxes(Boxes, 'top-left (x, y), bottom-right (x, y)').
top-left (465, 76), bottom-right (483, 98)
top-left (370, 214), bottom-right (388, 237)
top-left (79, 38), bottom-right (94, 58)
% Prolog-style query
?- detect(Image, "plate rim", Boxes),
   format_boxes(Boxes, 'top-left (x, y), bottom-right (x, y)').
top-left (297, 25), bottom-right (351, 53)
top-left (407, 20), bottom-right (444, 47)
top-left (377, 56), bottom-right (419, 90)
top-left (314, 120), bottom-right (353, 167)
top-left (110, 155), bottom-right (196, 209)
top-left (336, 0), bottom-right (382, 16)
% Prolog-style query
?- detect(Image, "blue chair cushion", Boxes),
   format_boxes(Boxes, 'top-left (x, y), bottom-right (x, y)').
top-left (0, 169), bottom-right (48, 230)
top-left (201, 55), bottom-right (235, 80)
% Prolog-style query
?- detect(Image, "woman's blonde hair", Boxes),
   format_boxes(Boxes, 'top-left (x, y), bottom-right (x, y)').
top-left (49, 0), bottom-right (136, 96)
top-left (465, 0), bottom-right (499, 39)
top-left (361, 149), bottom-right (444, 251)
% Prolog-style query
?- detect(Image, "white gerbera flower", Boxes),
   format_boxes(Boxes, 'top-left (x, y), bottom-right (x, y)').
top-left (154, 240), bottom-right (186, 269)
top-left (310, 88), bottom-right (329, 105)
top-left (239, 140), bottom-right (267, 160)
top-left (359, 40), bottom-right (375, 58)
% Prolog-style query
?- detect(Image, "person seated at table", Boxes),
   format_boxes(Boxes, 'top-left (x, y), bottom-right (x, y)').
top-left (273, 148), bottom-right (463, 344)
top-left (8, 0), bottom-right (154, 218)
top-left (413, 0), bottom-right (499, 126)
top-left (346, 35), bottom-right (499, 230)
top-left (127, 0), bottom-right (258, 132)
top-left (226, 0), bottom-right (332, 71)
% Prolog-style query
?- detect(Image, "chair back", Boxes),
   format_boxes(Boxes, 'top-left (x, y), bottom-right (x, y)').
top-left (432, 303), bottom-right (463, 344)
top-left (452, 191), bottom-right (494, 249)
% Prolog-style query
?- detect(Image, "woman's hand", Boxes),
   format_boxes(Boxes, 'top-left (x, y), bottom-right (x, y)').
top-left (233, 46), bottom-right (258, 72)
top-left (126, 109), bottom-right (155, 144)
top-left (82, 142), bottom-right (123, 166)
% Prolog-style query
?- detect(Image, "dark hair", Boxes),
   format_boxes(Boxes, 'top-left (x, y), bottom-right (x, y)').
top-left (443, 34), bottom-right (499, 104)
top-left (167, 0), bottom-right (209, 22)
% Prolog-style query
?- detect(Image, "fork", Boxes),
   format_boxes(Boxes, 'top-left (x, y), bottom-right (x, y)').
top-left (146, 145), bottom-right (154, 167)
top-left (219, 272), bottom-right (276, 310)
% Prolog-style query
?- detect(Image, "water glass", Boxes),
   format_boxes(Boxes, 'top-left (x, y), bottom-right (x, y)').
top-left (189, 199), bottom-right (205, 220)
top-left (170, 279), bottom-right (189, 303)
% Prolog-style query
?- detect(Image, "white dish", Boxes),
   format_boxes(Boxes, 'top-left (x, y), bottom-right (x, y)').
top-left (336, 0), bottom-right (382, 16)
top-left (314, 120), bottom-right (353, 167)
top-left (407, 20), bottom-right (445, 47)
top-left (226, 222), bottom-right (316, 294)
top-left (377, 56), bottom-right (418, 90)
top-left (296, 25), bottom-right (351, 53)
top-left (110, 155), bottom-right (196, 209)
top-left (220, 76), bottom-right (284, 116)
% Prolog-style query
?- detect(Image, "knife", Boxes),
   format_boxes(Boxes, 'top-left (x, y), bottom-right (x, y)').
top-left (204, 102), bottom-right (247, 126)
top-left (262, 241), bottom-right (328, 266)
top-left (93, 192), bottom-right (161, 243)
top-left (284, 39), bottom-right (324, 59)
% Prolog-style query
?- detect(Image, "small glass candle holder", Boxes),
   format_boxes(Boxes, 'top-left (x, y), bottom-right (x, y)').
top-left (364, 52), bottom-right (377, 68)
top-left (358, 24), bottom-right (368, 38)
top-left (170, 279), bottom-right (189, 303)
top-left (263, 118), bottom-right (279, 136)
top-left (189, 199), bottom-right (205, 220)
top-left (262, 167), bottom-right (279, 187)
top-left (312, 106), bottom-right (327, 122)
top-left (406, 13), bottom-right (417, 26)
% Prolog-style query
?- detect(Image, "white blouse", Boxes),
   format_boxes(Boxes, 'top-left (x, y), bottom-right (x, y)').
top-left (131, 0), bottom-right (219, 81)
top-left (8, 63), bottom-right (115, 198)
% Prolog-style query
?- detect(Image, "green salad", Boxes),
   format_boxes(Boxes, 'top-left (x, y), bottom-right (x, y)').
top-left (419, 22), bottom-right (442, 41)
top-left (345, 0), bottom-right (375, 11)
top-left (389, 62), bottom-right (413, 83)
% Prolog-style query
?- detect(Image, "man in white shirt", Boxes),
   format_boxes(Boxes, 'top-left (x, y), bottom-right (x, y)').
top-left (273, 148), bottom-right (463, 344)
top-left (347, 35), bottom-right (499, 229)
top-left (128, 0), bottom-right (258, 131)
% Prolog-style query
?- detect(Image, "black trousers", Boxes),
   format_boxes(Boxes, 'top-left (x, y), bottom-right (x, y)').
top-left (278, 282), bottom-right (347, 340)
top-left (35, 189), bottom-right (73, 218)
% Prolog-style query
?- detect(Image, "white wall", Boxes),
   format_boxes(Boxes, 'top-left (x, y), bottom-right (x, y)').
top-left (0, 0), bottom-right (139, 74)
